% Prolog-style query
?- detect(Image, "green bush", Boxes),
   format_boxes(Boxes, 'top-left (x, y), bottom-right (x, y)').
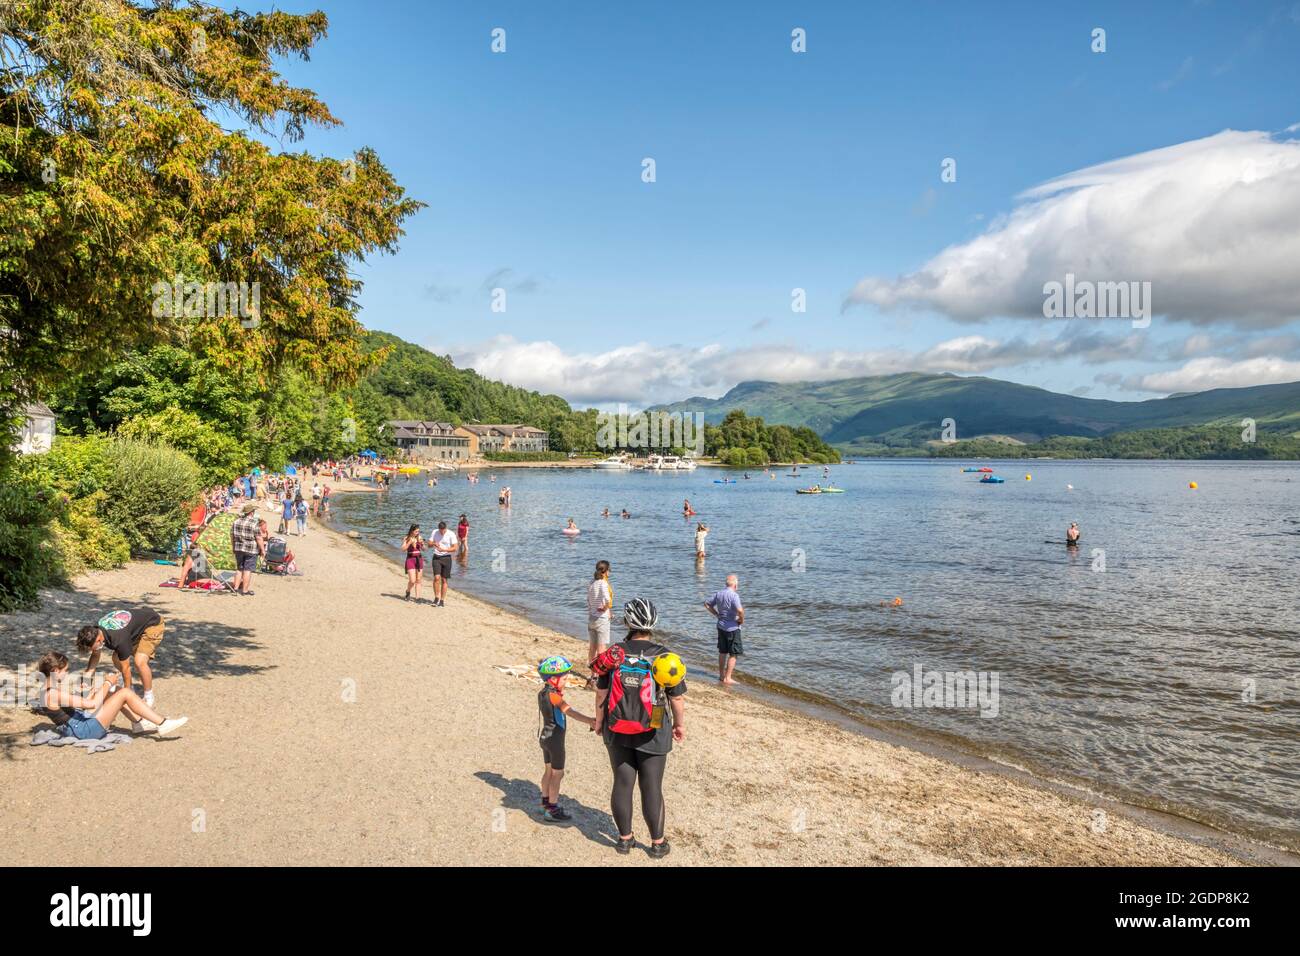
top-left (97, 438), bottom-right (203, 554)
top-left (482, 451), bottom-right (566, 462)
top-left (0, 468), bottom-right (66, 611)
top-left (24, 433), bottom-right (114, 499)
top-left (52, 491), bottom-right (131, 576)
top-left (118, 408), bottom-right (251, 485)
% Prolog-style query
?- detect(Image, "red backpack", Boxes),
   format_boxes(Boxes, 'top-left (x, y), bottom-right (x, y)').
top-left (605, 654), bottom-right (659, 734)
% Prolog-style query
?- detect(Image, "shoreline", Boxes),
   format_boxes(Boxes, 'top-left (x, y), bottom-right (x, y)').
top-left (334, 507), bottom-right (1298, 866)
top-left (0, 505), bottom-right (1290, 866)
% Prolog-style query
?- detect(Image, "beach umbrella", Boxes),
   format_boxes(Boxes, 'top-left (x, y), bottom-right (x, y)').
top-left (195, 511), bottom-right (239, 571)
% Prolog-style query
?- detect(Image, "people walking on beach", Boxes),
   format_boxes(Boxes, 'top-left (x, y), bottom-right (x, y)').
top-left (429, 520), bottom-right (458, 607)
top-left (457, 514), bottom-right (469, 557)
top-left (694, 522), bottom-right (708, 558)
top-left (76, 607), bottom-right (168, 708)
top-left (294, 494), bottom-right (308, 536)
top-left (586, 560), bottom-right (613, 666)
top-left (1066, 522), bottom-right (1081, 545)
top-left (402, 524), bottom-right (425, 602)
top-left (37, 652), bottom-right (188, 739)
top-left (593, 599), bottom-right (687, 859)
top-left (230, 502), bottom-right (264, 596)
top-left (705, 574), bottom-right (744, 685)
top-left (536, 655), bottom-right (596, 823)
top-left (278, 493), bottom-right (293, 535)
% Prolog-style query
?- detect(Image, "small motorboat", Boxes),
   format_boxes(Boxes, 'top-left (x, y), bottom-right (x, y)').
top-left (979, 475), bottom-right (1005, 484)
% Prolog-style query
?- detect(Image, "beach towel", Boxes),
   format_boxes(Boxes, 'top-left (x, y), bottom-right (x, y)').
top-left (30, 728), bottom-right (133, 753)
top-left (195, 510), bottom-right (239, 570)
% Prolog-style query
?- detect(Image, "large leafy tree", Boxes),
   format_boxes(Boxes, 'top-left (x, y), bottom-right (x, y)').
top-left (0, 0), bottom-right (422, 467)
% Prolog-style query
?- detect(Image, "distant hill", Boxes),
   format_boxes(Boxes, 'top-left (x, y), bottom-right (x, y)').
top-left (649, 373), bottom-right (1300, 453)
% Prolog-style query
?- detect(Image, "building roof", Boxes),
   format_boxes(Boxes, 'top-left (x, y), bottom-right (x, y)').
top-left (461, 423), bottom-right (547, 437)
top-left (25, 402), bottom-right (55, 420)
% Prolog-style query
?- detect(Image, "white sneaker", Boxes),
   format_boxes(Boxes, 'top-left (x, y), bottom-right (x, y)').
top-left (143, 691), bottom-right (155, 708)
top-left (132, 719), bottom-right (158, 734)
top-left (155, 717), bottom-right (188, 736)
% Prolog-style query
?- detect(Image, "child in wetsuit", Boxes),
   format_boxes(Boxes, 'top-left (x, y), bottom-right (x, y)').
top-left (537, 656), bottom-right (595, 822)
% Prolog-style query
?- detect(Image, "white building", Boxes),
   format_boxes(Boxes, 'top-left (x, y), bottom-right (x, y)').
top-left (17, 402), bottom-right (55, 455)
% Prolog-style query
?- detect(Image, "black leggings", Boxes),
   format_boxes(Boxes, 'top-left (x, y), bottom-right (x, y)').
top-left (606, 742), bottom-right (668, 841)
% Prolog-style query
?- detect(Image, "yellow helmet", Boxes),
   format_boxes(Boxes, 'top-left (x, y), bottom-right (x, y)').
top-left (651, 652), bottom-right (686, 687)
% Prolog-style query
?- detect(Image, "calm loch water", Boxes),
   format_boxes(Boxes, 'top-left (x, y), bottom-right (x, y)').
top-left (334, 459), bottom-right (1300, 849)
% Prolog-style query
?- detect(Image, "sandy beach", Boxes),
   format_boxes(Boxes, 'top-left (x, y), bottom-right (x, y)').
top-left (0, 496), bottom-right (1267, 867)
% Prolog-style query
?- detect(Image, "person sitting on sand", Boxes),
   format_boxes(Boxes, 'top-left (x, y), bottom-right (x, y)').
top-left (536, 655), bottom-right (596, 823)
top-left (1066, 522), bottom-right (1080, 545)
top-left (77, 607), bottom-right (167, 709)
top-left (37, 651), bottom-right (187, 739)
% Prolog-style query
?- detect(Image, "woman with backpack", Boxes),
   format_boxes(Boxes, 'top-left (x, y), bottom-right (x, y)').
top-left (592, 598), bottom-right (687, 859)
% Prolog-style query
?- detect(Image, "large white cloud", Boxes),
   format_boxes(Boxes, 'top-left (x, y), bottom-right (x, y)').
top-left (1127, 356), bottom-right (1300, 394)
top-left (845, 129), bottom-right (1300, 328)
top-left (443, 330), bottom-right (1153, 406)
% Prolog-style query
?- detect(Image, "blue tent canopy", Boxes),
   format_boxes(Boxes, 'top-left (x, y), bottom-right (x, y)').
top-left (360, 449), bottom-right (378, 458)
top-left (284, 465), bottom-right (298, 475)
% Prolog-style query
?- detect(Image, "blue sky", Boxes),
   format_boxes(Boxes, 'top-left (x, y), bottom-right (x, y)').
top-left (265, 0), bottom-right (1300, 407)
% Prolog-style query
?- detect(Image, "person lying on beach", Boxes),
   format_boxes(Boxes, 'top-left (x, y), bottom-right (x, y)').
top-left (77, 607), bottom-right (167, 709)
top-left (36, 652), bottom-right (187, 739)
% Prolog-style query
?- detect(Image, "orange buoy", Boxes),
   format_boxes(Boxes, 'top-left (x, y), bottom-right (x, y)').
top-left (1189, 481), bottom-right (1198, 489)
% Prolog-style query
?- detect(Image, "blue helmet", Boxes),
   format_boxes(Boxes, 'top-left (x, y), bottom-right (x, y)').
top-left (538, 655), bottom-right (573, 677)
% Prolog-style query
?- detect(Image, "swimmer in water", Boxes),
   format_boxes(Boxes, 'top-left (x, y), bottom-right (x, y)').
top-left (1066, 522), bottom-right (1080, 545)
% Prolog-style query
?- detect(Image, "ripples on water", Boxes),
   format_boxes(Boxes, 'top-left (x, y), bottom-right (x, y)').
top-left (334, 460), bottom-right (1300, 848)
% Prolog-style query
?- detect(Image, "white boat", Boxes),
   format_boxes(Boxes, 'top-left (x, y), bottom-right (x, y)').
top-left (592, 455), bottom-right (632, 470)
top-left (674, 457), bottom-right (697, 471)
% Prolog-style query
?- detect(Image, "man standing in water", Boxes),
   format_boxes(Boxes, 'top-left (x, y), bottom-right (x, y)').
top-left (1066, 522), bottom-right (1081, 545)
top-left (705, 574), bottom-right (744, 685)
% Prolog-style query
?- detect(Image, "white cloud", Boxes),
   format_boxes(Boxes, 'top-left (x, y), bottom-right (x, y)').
top-left (1129, 356), bottom-right (1300, 393)
top-left (845, 129), bottom-right (1300, 329)
top-left (442, 330), bottom-right (1154, 406)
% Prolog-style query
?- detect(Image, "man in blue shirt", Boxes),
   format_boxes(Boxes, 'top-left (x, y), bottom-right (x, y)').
top-left (705, 574), bottom-right (745, 685)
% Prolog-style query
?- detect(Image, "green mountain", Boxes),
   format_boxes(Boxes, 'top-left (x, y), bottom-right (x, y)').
top-left (650, 373), bottom-right (1300, 452)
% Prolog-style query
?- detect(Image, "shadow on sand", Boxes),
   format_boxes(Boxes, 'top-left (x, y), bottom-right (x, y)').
top-left (1, 586), bottom-right (269, 760)
top-left (474, 770), bottom-right (617, 849)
